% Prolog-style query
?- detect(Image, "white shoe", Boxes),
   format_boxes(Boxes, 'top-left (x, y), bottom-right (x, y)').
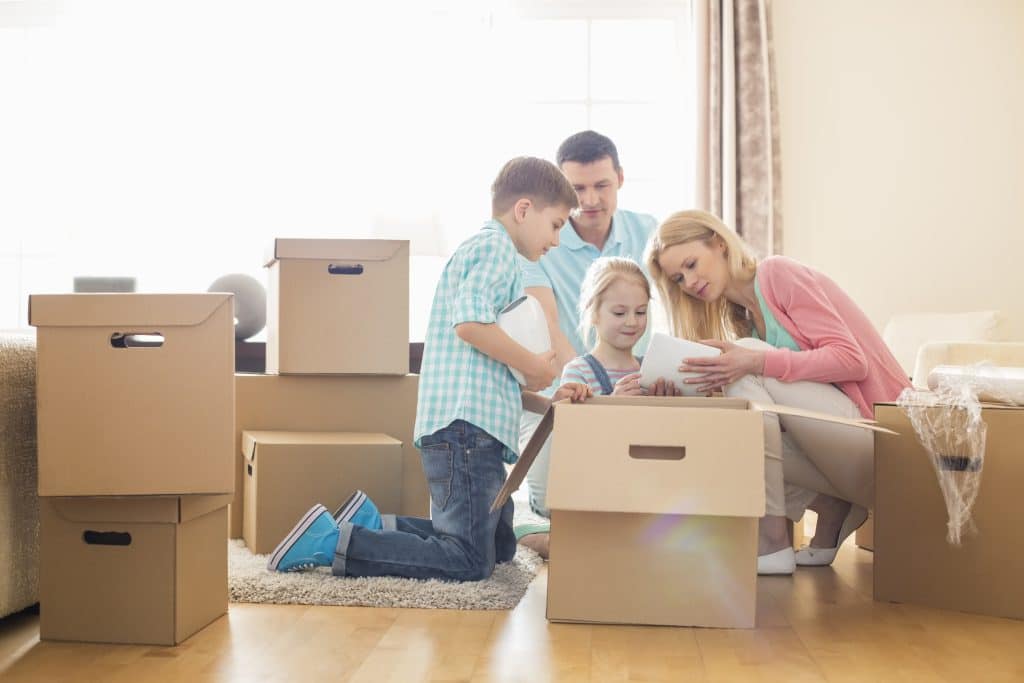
top-left (757, 546), bottom-right (796, 575)
top-left (795, 504), bottom-right (869, 567)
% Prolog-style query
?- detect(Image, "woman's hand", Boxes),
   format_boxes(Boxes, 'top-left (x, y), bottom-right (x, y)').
top-left (553, 382), bottom-right (592, 403)
top-left (611, 372), bottom-right (645, 396)
top-left (680, 339), bottom-right (766, 393)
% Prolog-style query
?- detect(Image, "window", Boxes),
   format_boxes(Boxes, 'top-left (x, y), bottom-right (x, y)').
top-left (0, 1), bottom-right (695, 338)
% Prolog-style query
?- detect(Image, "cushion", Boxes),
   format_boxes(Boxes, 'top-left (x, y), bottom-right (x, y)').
top-left (882, 311), bottom-right (1003, 378)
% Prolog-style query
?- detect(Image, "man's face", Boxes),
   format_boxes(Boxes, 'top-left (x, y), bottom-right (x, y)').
top-left (560, 156), bottom-right (624, 234)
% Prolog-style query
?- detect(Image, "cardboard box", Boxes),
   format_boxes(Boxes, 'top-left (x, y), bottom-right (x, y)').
top-left (494, 396), bottom-right (888, 628)
top-left (242, 430), bottom-right (403, 554)
top-left (874, 402), bottom-right (1024, 620)
top-left (265, 238), bottom-right (409, 375)
top-left (855, 512), bottom-right (874, 550)
top-left (232, 373), bottom-right (425, 538)
top-left (40, 494), bottom-right (230, 646)
top-left (29, 294), bottom-right (235, 497)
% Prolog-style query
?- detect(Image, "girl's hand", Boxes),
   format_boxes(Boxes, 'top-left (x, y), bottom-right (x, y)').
top-left (648, 377), bottom-right (681, 396)
top-left (553, 382), bottom-right (592, 403)
top-left (611, 372), bottom-right (645, 396)
top-left (521, 351), bottom-right (558, 392)
top-left (680, 339), bottom-right (766, 393)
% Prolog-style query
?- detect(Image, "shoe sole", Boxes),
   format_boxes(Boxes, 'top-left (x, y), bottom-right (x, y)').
top-left (334, 490), bottom-right (366, 524)
top-left (267, 504), bottom-right (329, 571)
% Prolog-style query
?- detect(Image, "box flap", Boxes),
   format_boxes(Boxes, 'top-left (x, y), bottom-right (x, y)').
top-left (50, 496), bottom-right (185, 524)
top-left (179, 494), bottom-right (233, 523)
top-left (491, 407), bottom-right (554, 513)
top-left (264, 238), bottom-right (409, 266)
top-left (241, 430), bottom-right (402, 462)
top-left (29, 293), bottom-right (233, 328)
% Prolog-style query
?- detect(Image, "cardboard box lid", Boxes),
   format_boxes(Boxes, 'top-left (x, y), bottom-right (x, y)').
top-left (492, 396), bottom-right (895, 514)
top-left (29, 293), bottom-right (233, 328)
top-left (47, 494), bottom-right (233, 524)
top-left (241, 430), bottom-right (403, 462)
top-left (264, 238), bottom-right (409, 267)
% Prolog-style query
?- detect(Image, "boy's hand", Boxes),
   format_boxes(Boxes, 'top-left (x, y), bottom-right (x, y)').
top-left (612, 372), bottom-right (645, 396)
top-left (521, 350), bottom-right (558, 392)
top-left (553, 382), bottom-right (592, 403)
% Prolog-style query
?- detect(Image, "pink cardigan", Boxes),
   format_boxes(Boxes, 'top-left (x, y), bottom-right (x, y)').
top-left (756, 256), bottom-right (910, 419)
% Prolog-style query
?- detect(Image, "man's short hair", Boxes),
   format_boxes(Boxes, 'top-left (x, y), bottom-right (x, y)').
top-left (491, 157), bottom-right (580, 215)
top-left (556, 130), bottom-right (621, 170)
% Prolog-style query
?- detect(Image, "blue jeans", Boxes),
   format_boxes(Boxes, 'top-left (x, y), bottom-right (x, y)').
top-left (332, 420), bottom-right (517, 581)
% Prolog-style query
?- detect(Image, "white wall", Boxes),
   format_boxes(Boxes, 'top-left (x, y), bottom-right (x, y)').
top-left (771, 0), bottom-right (1024, 338)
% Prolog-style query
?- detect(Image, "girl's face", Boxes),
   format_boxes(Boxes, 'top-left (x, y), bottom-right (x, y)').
top-left (593, 277), bottom-right (649, 351)
top-left (656, 238), bottom-right (729, 303)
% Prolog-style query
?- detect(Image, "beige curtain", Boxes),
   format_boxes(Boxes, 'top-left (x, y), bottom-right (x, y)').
top-left (695, 0), bottom-right (783, 257)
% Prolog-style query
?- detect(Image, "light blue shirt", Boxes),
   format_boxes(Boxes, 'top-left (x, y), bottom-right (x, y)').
top-left (415, 220), bottom-right (524, 462)
top-left (519, 208), bottom-right (657, 393)
top-left (752, 277), bottom-right (801, 352)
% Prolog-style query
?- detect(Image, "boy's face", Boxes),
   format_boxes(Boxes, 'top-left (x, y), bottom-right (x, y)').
top-left (513, 201), bottom-right (570, 262)
top-left (560, 156), bottom-right (623, 235)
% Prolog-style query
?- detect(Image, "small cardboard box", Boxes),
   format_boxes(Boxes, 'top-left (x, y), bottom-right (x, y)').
top-left (494, 396), bottom-right (888, 628)
top-left (40, 494), bottom-right (230, 646)
top-left (874, 402), bottom-right (1024, 620)
top-left (232, 373), bottom-right (424, 538)
top-left (242, 430), bottom-right (403, 554)
top-left (29, 294), bottom-right (235, 497)
top-left (264, 238), bottom-right (409, 375)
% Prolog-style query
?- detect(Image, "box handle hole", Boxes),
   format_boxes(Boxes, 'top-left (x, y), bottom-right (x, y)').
top-left (629, 445), bottom-right (686, 461)
top-left (110, 332), bottom-right (164, 348)
top-left (328, 263), bottom-right (364, 276)
top-left (83, 530), bottom-right (132, 546)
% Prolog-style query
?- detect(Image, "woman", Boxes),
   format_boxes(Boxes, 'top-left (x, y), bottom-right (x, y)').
top-left (646, 210), bottom-right (909, 575)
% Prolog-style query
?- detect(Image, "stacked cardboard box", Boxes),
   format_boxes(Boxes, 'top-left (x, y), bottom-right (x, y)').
top-left (30, 293), bottom-right (236, 645)
top-left (233, 239), bottom-right (424, 550)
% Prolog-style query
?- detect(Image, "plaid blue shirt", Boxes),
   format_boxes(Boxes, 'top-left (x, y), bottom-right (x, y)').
top-left (415, 220), bottom-right (525, 463)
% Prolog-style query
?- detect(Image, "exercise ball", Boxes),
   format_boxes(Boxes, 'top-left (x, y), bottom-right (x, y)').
top-left (208, 273), bottom-right (267, 340)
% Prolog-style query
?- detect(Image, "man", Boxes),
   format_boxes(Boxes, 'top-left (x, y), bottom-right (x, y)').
top-left (517, 130), bottom-right (658, 557)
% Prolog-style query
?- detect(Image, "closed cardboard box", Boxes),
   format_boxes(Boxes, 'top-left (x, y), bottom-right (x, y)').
top-left (29, 294), bottom-right (235, 497)
top-left (874, 402), bottom-right (1024, 620)
top-left (242, 430), bottom-right (403, 554)
top-left (265, 238), bottom-right (409, 375)
top-left (232, 373), bottom-right (425, 538)
top-left (40, 495), bottom-right (230, 646)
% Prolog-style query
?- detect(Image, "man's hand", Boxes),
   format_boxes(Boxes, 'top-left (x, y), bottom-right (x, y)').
top-left (553, 382), bottom-right (592, 403)
top-left (680, 339), bottom-right (765, 393)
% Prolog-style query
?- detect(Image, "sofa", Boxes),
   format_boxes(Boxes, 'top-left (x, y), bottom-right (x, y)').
top-left (0, 332), bottom-right (38, 618)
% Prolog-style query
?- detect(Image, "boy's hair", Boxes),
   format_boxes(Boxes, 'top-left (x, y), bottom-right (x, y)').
top-left (556, 130), bottom-right (621, 170)
top-left (577, 256), bottom-right (651, 349)
top-left (491, 157), bottom-right (579, 216)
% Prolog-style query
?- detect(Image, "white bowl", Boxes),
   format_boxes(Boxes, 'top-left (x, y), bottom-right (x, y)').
top-left (639, 333), bottom-right (721, 396)
top-left (497, 294), bottom-right (551, 385)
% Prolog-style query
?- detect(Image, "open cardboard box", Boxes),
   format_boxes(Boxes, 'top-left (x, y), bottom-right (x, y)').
top-left (493, 396), bottom-right (891, 628)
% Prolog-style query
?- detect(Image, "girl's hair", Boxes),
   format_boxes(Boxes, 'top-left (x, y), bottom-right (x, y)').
top-left (644, 209), bottom-right (758, 341)
top-left (577, 257), bottom-right (651, 348)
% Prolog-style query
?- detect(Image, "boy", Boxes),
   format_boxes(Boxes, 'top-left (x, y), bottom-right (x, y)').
top-left (268, 157), bottom-right (589, 581)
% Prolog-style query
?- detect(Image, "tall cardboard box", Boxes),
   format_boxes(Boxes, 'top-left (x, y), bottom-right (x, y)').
top-left (265, 238), bottom-right (409, 375)
top-left (495, 396), bottom-right (886, 628)
top-left (874, 403), bottom-right (1024, 620)
top-left (40, 495), bottom-right (230, 646)
top-left (232, 373), bottom-right (424, 538)
top-left (242, 430), bottom-right (403, 554)
top-left (29, 294), bottom-right (235, 497)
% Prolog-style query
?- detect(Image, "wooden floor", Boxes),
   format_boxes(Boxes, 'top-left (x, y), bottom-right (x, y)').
top-left (2, 544), bottom-right (1023, 682)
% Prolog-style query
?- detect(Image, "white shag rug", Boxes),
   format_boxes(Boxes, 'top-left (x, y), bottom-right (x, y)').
top-left (228, 539), bottom-right (543, 610)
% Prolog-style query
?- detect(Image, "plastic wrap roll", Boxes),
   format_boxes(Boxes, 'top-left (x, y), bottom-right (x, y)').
top-left (927, 363), bottom-right (1024, 405)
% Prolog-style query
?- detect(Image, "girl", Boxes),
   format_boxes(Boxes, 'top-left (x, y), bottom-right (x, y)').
top-left (645, 210), bottom-right (910, 575)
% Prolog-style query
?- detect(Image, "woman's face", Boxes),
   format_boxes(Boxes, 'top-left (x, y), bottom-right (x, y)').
top-left (656, 238), bottom-right (730, 303)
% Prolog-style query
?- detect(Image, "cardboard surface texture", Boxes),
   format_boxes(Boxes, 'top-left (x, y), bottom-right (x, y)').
top-left (874, 402), bottom-right (1024, 620)
top-left (40, 494), bottom-right (230, 646)
top-left (232, 373), bottom-right (425, 538)
top-left (495, 396), bottom-right (888, 628)
top-left (264, 238), bottom-right (409, 375)
top-left (242, 430), bottom-right (403, 554)
top-left (29, 293), bottom-right (235, 497)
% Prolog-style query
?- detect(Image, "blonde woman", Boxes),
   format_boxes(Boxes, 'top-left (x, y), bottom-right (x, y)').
top-left (646, 210), bottom-right (909, 575)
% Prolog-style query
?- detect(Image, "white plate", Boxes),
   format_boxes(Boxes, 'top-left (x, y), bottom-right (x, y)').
top-left (639, 332), bottom-right (721, 396)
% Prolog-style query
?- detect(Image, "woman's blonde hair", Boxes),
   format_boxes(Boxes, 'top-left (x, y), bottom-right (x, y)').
top-left (645, 209), bottom-right (758, 341)
top-left (577, 257), bottom-right (651, 349)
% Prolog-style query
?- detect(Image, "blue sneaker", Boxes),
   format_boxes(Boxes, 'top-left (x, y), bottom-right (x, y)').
top-left (266, 504), bottom-right (340, 572)
top-left (333, 490), bottom-right (383, 530)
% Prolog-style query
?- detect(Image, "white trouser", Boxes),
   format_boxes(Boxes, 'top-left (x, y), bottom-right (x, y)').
top-left (725, 338), bottom-right (875, 520)
top-left (519, 409), bottom-right (552, 518)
